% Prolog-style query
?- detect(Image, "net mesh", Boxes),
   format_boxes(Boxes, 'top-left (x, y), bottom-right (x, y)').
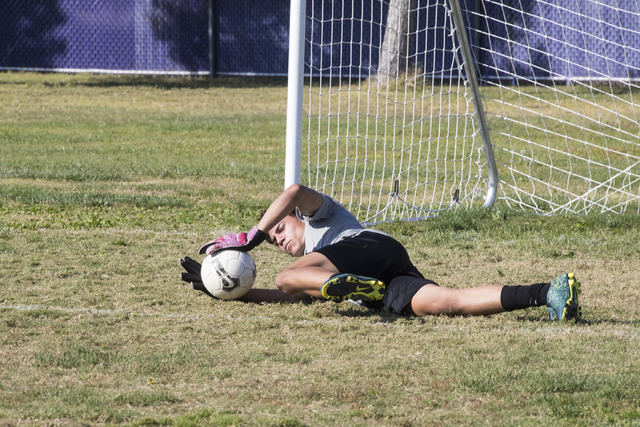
top-left (303, 0), bottom-right (487, 224)
top-left (302, 0), bottom-right (640, 221)
top-left (470, 0), bottom-right (640, 214)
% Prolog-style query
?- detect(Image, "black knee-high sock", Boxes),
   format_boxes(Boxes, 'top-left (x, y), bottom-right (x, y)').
top-left (500, 283), bottom-right (550, 312)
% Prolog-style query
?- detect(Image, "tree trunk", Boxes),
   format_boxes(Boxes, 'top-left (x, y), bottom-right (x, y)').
top-left (375, 0), bottom-right (414, 86)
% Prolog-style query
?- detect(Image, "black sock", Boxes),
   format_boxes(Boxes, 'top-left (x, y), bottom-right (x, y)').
top-left (500, 283), bottom-right (550, 311)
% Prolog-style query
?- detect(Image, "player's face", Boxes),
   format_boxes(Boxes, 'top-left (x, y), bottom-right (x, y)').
top-left (268, 215), bottom-right (305, 257)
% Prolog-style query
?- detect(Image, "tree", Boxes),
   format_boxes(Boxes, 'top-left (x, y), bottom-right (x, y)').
top-left (0, 1), bottom-right (66, 68)
top-left (375, 0), bottom-right (416, 86)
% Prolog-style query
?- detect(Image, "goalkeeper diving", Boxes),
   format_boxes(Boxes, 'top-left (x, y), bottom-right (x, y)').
top-left (180, 184), bottom-right (581, 320)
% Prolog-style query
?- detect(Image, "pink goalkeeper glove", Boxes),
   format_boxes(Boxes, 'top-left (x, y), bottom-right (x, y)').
top-left (198, 226), bottom-right (267, 255)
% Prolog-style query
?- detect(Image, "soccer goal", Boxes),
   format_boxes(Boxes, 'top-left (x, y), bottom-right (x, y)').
top-left (285, 0), bottom-right (640, 223)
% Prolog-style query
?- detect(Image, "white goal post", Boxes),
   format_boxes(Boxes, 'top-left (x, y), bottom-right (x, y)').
top-left (286, 0), bottom-right (640, 223)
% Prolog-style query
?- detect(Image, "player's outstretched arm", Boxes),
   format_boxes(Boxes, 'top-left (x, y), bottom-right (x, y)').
top-left (256, 184), bottom-right (323, 232)
top-left (198, 226), bottom-right (267, 255)
top-left (199, 184), bottom-right (322, 256)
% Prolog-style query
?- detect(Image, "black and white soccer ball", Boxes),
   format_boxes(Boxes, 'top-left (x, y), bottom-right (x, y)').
top-left (200, 250), bottom-right (256, 300)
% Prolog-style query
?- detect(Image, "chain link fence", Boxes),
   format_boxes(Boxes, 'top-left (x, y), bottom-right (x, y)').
top-left (0, 0), bottom-right (210, 74)
top-left (1, 0), bottom-right (639, 79)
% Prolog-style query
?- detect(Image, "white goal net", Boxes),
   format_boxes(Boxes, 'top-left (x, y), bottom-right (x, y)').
top-left (294, 0), bottom-right (640, 223)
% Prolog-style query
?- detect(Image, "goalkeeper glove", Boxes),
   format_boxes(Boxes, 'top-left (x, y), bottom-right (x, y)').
top-left (198, 225), bottom-right (267, 255)
top-left (179, 256), bottom-right (217, 299)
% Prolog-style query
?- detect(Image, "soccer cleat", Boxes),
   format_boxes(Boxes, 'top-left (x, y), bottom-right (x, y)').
top-left (321, 274), bottom-right (386, 302)
top-left (546, 272), bottom-right (581, 321)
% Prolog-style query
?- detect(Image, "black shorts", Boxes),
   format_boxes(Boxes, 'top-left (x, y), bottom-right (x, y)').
top-left (314, 232), bottom-right (438, 314)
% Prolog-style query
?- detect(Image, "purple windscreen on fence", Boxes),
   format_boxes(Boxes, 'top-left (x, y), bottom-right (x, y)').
top-left (0, 0), bottom-right (638, 79)
top-left (217, 0), bottom-right (290, 75)
top-left (0, 0), bottom-right (209, 73)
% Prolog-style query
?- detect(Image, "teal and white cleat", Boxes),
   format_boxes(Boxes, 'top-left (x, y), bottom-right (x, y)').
top-left (547, 272), bottom-right (581, 321)
top-left (321, 274), bottom-right (386, 303)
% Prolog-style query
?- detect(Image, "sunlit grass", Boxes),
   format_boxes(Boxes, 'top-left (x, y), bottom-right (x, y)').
top-left (0, 72), bottom-right (639, 426)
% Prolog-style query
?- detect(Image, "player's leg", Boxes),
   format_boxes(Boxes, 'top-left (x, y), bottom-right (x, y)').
top-left (274, 233), bottom-right (394, 302)
top-left (409, 273), bottom-right (580, 320)
top-left (312, 233), bottom-right (398, 302)
top-left (314, 233), bottom-right (413, 302)
top-left (274, 252), bottom-right (339, 298)
top-left (274, 249), bottom-right (387, 301)
top-left (409, 283), bottom-right (505, 316)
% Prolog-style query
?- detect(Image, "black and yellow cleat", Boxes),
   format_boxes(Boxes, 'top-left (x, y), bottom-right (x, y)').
top-left (321, 274), bottom-right (386, 302)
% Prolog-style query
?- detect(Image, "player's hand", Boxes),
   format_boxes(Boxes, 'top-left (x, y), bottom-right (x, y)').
top-left (198, 226), bottom-right (267, 255)
top-left (179, 256), bottom-right (217, 299)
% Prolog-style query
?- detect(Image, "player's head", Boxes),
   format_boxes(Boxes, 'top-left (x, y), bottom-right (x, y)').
top-left (260, 210), bottom-right (306, 257)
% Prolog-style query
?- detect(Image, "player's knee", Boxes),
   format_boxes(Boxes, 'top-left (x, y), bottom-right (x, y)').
top-left (412, 299), bottom-right (450, 316)
top-left (274, 269), bottom-right (296, 294)
top-left (411, 286), bottom-right (460, 316)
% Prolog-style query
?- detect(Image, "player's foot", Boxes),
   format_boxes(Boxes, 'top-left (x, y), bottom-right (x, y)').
top-left (321, 274), bottom-right (386, 302)
top-left (546, 272), bottom-right (581, 321)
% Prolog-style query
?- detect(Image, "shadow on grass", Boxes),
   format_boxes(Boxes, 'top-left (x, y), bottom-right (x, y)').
top-left (573, 318), bottom-right (640, 327)
top-left (334, 306), bottom-right (407, 322)
top-left (59, 75), bottom-right (289, 90)
top-left (515, 314), bottom-right (640, 327)
top-left (35, 73), bottom-right (388, 91)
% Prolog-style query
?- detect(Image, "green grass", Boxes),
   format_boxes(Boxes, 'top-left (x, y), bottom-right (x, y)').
top-left (1, 71), bottom-right (639, 426)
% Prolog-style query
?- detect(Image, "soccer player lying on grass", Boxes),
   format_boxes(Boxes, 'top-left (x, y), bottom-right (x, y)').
top-left (180, 184), bottom-right (581, 321)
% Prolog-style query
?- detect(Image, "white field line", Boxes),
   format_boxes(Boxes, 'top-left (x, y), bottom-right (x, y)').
top-left (2, 303), bottom-right (639, 340)
top-left (2, 303), bottom-right (215, 321)
top-left (40, 228), bottom-right (230, 237)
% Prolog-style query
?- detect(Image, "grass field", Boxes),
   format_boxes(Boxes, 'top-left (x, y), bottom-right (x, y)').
top-left (1, 71), bottom-right (640, 426)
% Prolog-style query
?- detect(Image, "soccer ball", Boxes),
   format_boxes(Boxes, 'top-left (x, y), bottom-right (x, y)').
top-left (200, 250), bottom-right (256, 300)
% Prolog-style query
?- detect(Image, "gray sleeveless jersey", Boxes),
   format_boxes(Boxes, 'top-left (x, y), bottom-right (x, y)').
top-left (296, 193), bottom-right (388, 255)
